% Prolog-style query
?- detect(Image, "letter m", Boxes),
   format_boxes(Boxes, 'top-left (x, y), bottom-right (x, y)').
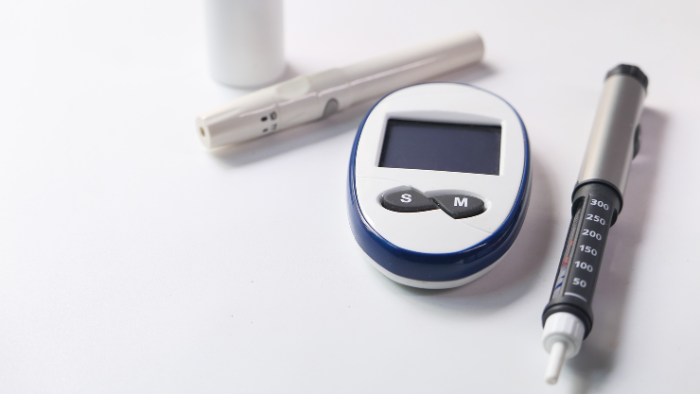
top-left (454, 197), bottom-right (468, 207)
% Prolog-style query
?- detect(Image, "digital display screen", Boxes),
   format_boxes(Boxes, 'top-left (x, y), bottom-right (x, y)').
top-left (378, 119), bottom-right (502, 175)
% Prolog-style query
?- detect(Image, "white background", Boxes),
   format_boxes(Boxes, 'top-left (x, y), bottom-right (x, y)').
top-left (1, 1), bottom-right (699, 393)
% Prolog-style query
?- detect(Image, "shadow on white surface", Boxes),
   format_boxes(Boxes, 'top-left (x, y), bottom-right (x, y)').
top-left (208, 63), bottom-right (496, 167)
top-left (374, 154), bottom-right (556, 311)
top-left (566, 108), bottom-right (668, 393)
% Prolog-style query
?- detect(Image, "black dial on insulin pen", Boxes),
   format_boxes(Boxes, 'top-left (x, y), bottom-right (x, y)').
top-left (378, 119), bottom-right (502, 175)
top-left (556, 198), bottom-right (614, 305)
top-left (543, 183), bottom-right (621, 335)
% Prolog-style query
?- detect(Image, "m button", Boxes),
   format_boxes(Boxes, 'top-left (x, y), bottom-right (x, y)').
top-left (432, 194), bottom-right (486, 219)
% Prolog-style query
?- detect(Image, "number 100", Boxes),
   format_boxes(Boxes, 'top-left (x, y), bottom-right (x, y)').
top-left (574, 261), bottom-right (594, 272)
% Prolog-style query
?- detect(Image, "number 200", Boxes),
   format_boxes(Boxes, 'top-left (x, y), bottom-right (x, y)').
top-left (582, 229), bottom-right (603, 240)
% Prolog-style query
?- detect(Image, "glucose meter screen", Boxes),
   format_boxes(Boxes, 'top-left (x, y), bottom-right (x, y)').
top-left (379, 119), bottom-right (502, 175)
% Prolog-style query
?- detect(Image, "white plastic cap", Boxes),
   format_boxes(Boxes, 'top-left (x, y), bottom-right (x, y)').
top-left (204, 0), bottom-right (285, 87)
top-left (542, 312), bottom-right (586, 384)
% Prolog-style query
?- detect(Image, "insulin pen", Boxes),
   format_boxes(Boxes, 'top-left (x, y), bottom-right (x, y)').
top-left (541, 64), bottom-right (648, 384)
top-left (195, 31), bottom-right (484, 149)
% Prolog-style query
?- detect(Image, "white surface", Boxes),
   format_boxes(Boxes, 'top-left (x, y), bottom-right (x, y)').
top-left (355, 83), bottom-right (525, 253)
top-left (197, 30), bottom-right (482, 148)
top-left (205, 0), bottom-right (284, 87)
top-left (1, 1), bottom-right (699, 393)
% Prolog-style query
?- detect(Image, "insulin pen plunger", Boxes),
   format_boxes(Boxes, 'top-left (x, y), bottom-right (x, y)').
top-left (204, 0), bottom-right (284, 87)
top-left (196, 30), bottom-right (483, 149)
top-left (541, 65), bottom-right (648, 384)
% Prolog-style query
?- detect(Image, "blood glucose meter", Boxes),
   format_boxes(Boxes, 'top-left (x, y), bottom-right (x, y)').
top-left (347, 83), bottom-right (531, 289)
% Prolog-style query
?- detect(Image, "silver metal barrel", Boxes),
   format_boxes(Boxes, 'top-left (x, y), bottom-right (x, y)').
top-left (577, 65), bottom-right (648, 198)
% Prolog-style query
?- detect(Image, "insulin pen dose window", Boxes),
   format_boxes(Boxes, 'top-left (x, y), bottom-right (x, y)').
top-left (378, 119), bottom-right (502, 175)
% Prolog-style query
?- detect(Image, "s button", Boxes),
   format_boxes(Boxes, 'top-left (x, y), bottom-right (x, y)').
top-left (382, 188), bottom-right (438, 213)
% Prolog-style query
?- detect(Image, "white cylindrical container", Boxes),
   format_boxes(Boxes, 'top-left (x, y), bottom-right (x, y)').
top-left (204, 0), bottom-right (285, 87)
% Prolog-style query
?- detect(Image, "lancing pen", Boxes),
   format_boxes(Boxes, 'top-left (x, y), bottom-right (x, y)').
top-left (195, 30), bottom-right (484, 149)
top-left (541, 64), bottom-right (648, 384)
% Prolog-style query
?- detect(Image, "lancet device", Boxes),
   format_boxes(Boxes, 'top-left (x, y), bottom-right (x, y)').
top-left (196, 31), bottom-right (484, 149)
top-left (347, 83), bottom-right (531, 289)
top-left (541, 65), bottom-right (648, 384)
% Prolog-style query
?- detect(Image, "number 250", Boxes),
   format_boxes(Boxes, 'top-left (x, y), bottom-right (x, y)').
top-left (586, 214), bottom-right (606, 225)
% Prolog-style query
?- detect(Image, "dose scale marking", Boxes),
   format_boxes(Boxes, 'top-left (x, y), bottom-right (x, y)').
top-left (550, 188), bottom-right (617, 309)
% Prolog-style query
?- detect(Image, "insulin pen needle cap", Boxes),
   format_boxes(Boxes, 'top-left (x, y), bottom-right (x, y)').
top-left (541, 312), bottom-right (585, 384)
top-left (544, 342), bottom-right (566, 384)
top-left (196, 30), bottom-right (484, 149)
